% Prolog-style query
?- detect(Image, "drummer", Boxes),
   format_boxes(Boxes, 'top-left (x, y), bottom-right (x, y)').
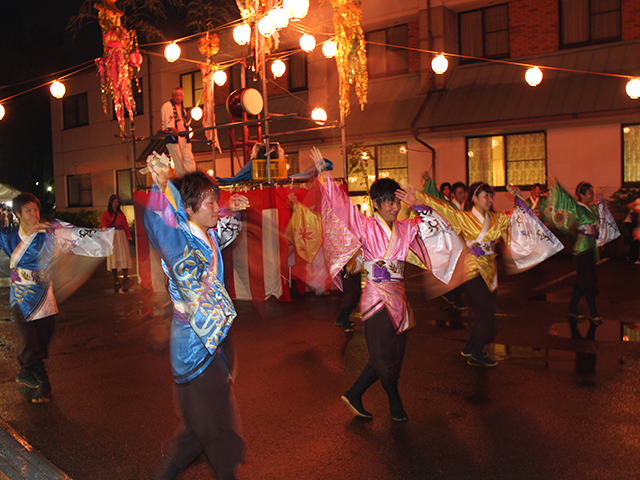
top-left (161, 87), bottom-right (196, 177)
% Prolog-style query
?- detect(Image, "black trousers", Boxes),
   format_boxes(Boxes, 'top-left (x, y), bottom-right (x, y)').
top-left (12, 306), bottom-right (56, 369)
top-left (465, 276), bottom-right (498, 348)
top-left (164, 352), bottom-right (245, 480)
top-left (573, 250), bottom-right (599, 297)
top-left (340, 271), bottom-right (362, 310)
top-left (363, 308), bottom-right (406, 384)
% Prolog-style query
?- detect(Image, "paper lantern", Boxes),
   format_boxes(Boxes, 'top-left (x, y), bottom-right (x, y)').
top-left (213, 70), bottom-right (227, 86)
top-left (258, 15), bottom-right (276, 37)
top-left (311, 107), bottom-right (327, 125)
top-left (322, 40), bottom-right (337, 58)
top-left (525, 66), bottom-right (543, 87)
top-left (164, 42), bottom-right (181, 63)
top-left (191, 106), bottom-right (203, 121)
top-left (300, 34), bottom-right (316, 53)
top-left (431, 54), bottom-right (448, 75)
top-left (233, 24), bottom-right (251, 46)
top-left (129, 51), bottom-right (143, 68)
top-left (270, 7), bottom-right (289, 30)
top-left (50, 80), bottom-right (66, 99)
top-left (271, 60), bottom-right (286, 78)
top-left (0, 104), bottom-right (4, 121)
top-left (626, 78), bottom-right (640, 100)
top-left (284, 0), bottom-right (309, 20)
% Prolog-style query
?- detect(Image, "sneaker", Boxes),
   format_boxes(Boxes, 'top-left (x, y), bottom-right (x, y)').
top-left (390, 402), bottom-right (408, 422)
top-left (341, 321), bottom-right (354, 333)
top-left (341, 394), bottom-right (372, 419)
top-left (15, 369), bottom-right (38, 389)
top-left (468, 354), bottom-right (498, 367)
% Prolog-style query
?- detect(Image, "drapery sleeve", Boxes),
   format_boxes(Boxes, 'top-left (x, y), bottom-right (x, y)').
top-left (415, 190), bottom-right (465, 235)
top-left (144, 181), bottom-right (236, 356)
top-left (216, 210), bottom-right (242, 250)
top-left (546, 181), bottom-right (580, 234)
top-left (48, 220), bottom-right (114, 258)
top-left (595, 195), bottom-right (621, 247)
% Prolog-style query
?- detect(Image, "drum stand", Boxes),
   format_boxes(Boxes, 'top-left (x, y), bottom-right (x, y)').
top-left (229, 112), bottom-right (262, 175)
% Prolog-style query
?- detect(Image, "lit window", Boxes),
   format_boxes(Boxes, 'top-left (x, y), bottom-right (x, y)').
top-left (623, 124), bottom-right (640, 185)
top-left (347, 143), bottom-right (408, 194)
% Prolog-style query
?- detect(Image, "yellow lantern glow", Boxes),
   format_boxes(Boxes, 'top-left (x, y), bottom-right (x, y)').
top-left (626, 78), bottom-right (640, 100)
top-left (207, 169), bottom-right (214, 176)
top-left (191, 106), bottom-right (203, 121)
top-left (311, 107), bottom-right (327, 125)
top-left (270, 7), bottom-right (289, 30)
top-left (233, 24), bottom-right (251, 46)
top-left (0, 104), bottom-right (4, 121)
top-left (284, 0), bottom-right (309, 20)
top-left (299, 34), bottom-right (316, 53)
top-left (431, 54), bottom-right (448, 75)
top-left (271, 60), bottom-right (286, 78)
top-left (258, 15), bottom-right (276, 37)
top-left (322, 40), bottom-right (337, 58)
top-left (164, 42), bottom-right (181, 63)
top-left (213, 70), bottom-right (227, 86)
top-left (525, 66), bottom-right (543, 87)
top-left (50, 80), bottom-right (66, 99)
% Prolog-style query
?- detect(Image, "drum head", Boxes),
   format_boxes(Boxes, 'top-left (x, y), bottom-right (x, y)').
top-left (241, 88), bottom-right (264, 116)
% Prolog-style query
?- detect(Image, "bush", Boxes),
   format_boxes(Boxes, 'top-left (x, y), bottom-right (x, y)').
top-left (42, 209), bottom-right (101, 228)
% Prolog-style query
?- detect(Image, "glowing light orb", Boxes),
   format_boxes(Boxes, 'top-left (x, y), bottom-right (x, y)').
top-left (233, 24), bottom-right (251, 46)
top-left (271, 60), bottom-right (286, 78)
top-left (311, 107), bottom-right (327, 125)
top-left (270, 7), bottom-right (289, 29)
top-left (213, 70), bottom-right (227, 86)
top-left (191, 106), bottom-right (203, 121)
top-left (431, 54), bottom-right (448, 75)
top-left (626, 78), bottom-right (640, 100)
top-left (164, 42), bottom-right (181, 63)
top-left (322, 40), bottom-right (337, 58)
top-left (284, 0), bottom-right (309, 20)
top-left (258, 16), bottom-right (276, 37)
top-left (299, 34), bottom-right (316, 53)
top-left (0, 104), bottom-right (4, 121)
top-left (50, 80), bottom-right (66, 99)
top-left (525, 66), bottom-right (543, 87)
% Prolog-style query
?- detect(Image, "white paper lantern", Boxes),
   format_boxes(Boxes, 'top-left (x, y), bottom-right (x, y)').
top-left (284, 0), bottom-right (309, 20)
top-left (258, 15), bottom-right (276, 37)
top-left (431, 54), bottom-right (448, 75)
top-left (271, 60), bottom-right (286, 78)
top-left (50, 80), bottom-right (66, 99)
top-left (525, 66), bottom-right (543, 87)
top-left (164, 42), bottom-right (181, 63)
top-left (300, 34), bottom-right (316, 53)
top-left (191, 106), bottom-right (203, 121)
top-left (0, 104), bottom-right (5, 121)
top-left (213, 70), bottom-right (227, 86)
top-left (233, 24), bottom-right (251, 46)
top-left (626, 78), bottom-right (640, 100)
top-left (311, 107), bottom-right (327, 125)
top-left (270, 7), bottom-right (289, 30)
top-left (322, 40), bottom-right (337, 58)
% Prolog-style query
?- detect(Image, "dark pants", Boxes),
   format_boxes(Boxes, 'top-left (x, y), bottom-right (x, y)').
top-left (12, 306), bottom-right (56, 369)
top-left (363, 308), bottom-right (406, 384)
top-left (340, 271), bottom-right (362, 310)
top-left (164, 352), bottom-right (245, 480)
top-left (570, 250), bottom-right (599, 317)
top-left (465, 276), bottom-right (498, 351)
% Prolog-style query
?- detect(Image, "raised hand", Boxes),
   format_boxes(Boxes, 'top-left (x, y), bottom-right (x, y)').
top-left (310, 147), bottom-right (326, 172)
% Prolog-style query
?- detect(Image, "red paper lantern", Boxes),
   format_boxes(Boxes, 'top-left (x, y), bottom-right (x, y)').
top-left (129, 51), bottom-right (143, 68)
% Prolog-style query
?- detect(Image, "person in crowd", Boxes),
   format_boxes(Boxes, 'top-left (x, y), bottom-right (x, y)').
top-left (161, 87), bottom-right (195, 177)
top-left (144, 154), bottom-right (246, 480)
top-left (0, 193), bottom-right (112, 403)
top-left (101, 194), bottom-right (133, 292)
top-left (410, 182), bottom-right (562, 367)
top-left (625, 198), bottom-right (640, 268)
top-left (450, 182), bottom-right (467, 211)
top-left (312, 148), bottom-right (463, 422)
top-left (525, 183), bottom-right (548, 218)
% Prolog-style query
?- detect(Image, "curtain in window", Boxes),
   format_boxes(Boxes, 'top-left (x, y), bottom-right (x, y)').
top-left (590, 0), bottom-right (620, 40)
top-left (506, 133), bottom-right (546, 186)
top-left (386, 26), bottom-right (408, 74)
top-left (624, 125), bottom-right (640, 183)
top-left (561, 0), bottom-right (589, 45)
top-left (366, 30), bottom-right (387, 76)
top-left (484, 5), bottom-right (509, 58)
top-left (468, 136), bottom-right (505, 186)
top-left (377, 144), bottom-right (408, 183)
top-left (460, 11), bottom-right (483, 58)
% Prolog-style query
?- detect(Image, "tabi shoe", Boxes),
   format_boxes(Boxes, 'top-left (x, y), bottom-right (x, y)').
top-left (589, 316), bottom-right (604, 325)
top-left (468, 353), bottom-right (498, 368)
top-left (31, 363), bottom-right (51, 403)
top-left (341, 321), bottom-right (354, 333)
top-left (382, 380), bottom-right (408, 422)
top-left (341, 393), bottom-right (372, 419)
top-left (567, 310), bottom-right (585, 320)
top-left (15, 368), bottom-right (38, 389)
top-left (461, 344), bottom-right (473, 357)
top-left (122, 278), bottom-right (132, 292)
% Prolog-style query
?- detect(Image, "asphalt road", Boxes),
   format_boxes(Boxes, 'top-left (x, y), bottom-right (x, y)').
top-left (0, 254), bottom-right (639, 479)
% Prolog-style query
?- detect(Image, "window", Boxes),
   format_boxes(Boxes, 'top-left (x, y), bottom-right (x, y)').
top-left (346, 143), bottom-right (408, 194)
top-left (467, 132), bottom-right (546, 187)
top-left (560, 0), bottom-right (621, 48)
top-left (289, 52), bottom-right (308, 91)
top-left (459, 4), bottom-right (509, 61)
top-left (623, 125), bottom-right (640, 185)
top-left (230, 64), bottom-right (260, 92)
top-left (63, 92), bottom-right (89, 129)
top-left (67, 174), bottom-right (92, 207)
top-left (116, 169), bottom-right (132, 204)
top-left (180, 71), bottom-right (204, 109)
top-left (366, 25), bottom-right (408, 77)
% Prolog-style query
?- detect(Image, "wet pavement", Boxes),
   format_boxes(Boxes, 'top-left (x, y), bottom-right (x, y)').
top-left (0, 253), bottom-right (639, 479)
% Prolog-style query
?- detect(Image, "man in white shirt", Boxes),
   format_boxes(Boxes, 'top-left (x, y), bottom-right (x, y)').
top-left (161, 87), bottom-right (195, 177)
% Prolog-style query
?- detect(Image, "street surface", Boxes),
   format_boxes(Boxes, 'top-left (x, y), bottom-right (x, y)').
top-left (0, 254), bottom-right (639, 479)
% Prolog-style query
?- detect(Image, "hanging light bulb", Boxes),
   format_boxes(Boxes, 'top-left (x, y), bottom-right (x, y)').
top-left (213, 70), bottom-right (227, 86)
top-left (284, 0), bottom-right (309, 20)
top-left (271, 59), bottom-right (286, 78)
top-left (164, 42), bottom-right (181, 63)
top-left (233, 23), bottom-right (251, 46)
top-left (258, 15), bottom-right (276, 37)
top-left (207, 169), bottom-right (214, 176)
top-left (431, 54), bottom-right (448, 75)
top-left (525, 66), bottom-right (543, 87)
top-left (322, 40), bottom-right (337, 58)
top-left (311, 107), bottom-right (327, 125)
top-left (0, 104), bottom-right (4, 121)
top-left (270, 7), bottom-right (289, 30)
top-left (191, 106), bottom-right (203, 121)
top-left (50, 80), bottom-right (66, 99)
top-left (299, 34), bottom-right (316, 53)
top-left (626, 78), bottom-right (640, 100)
